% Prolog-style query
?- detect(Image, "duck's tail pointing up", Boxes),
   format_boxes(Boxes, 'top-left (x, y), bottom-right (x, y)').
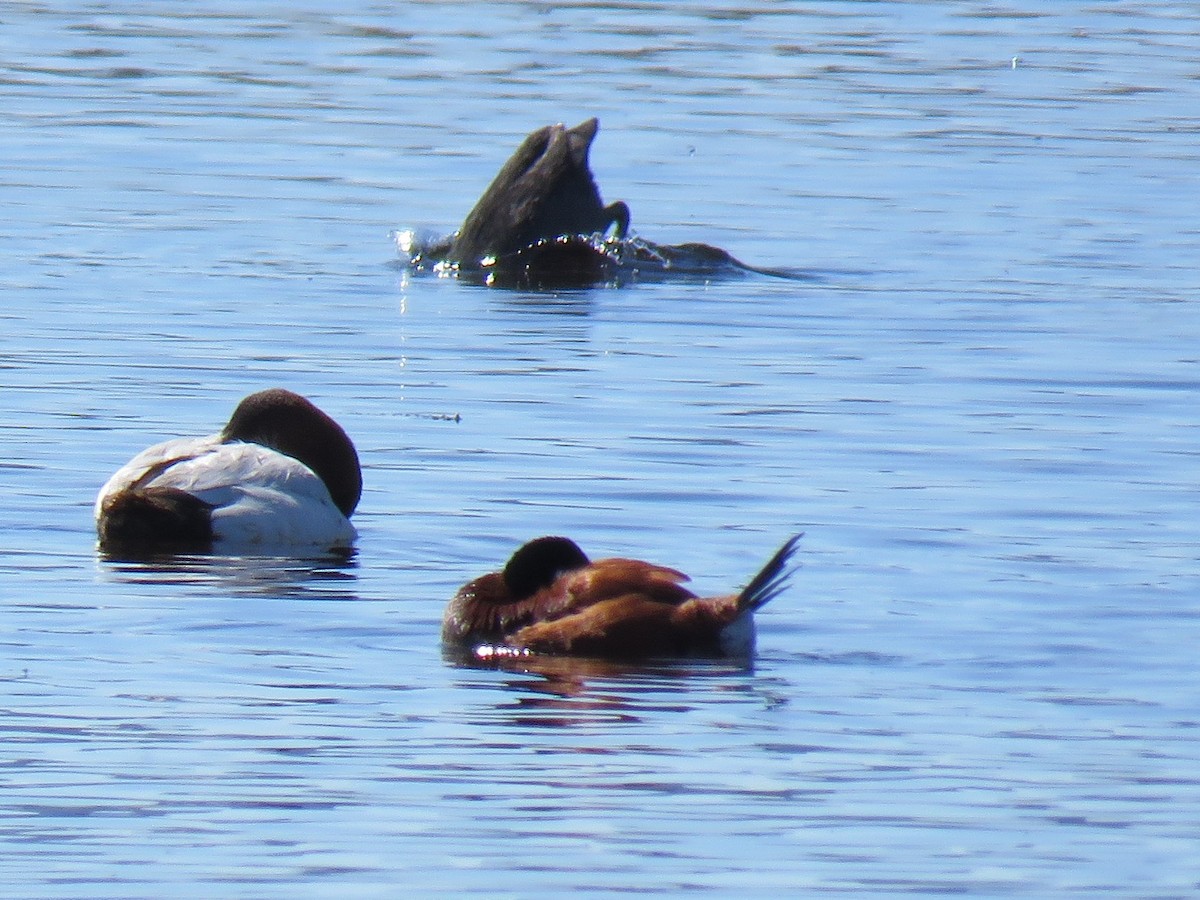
top-left (736, 533), bottom-right (804, 613)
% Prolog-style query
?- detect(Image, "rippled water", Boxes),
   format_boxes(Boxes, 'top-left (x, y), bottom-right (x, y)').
top-left (3, 2), bottom-right (1199, 896)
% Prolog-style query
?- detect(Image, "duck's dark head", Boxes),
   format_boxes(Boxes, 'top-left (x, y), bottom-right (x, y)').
top-left (221, 388), bottom-right (362, 517)
top-left (502, 535), bottom-right (590, 600)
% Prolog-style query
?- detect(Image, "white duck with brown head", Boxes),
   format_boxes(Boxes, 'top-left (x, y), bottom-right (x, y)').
top-left (95, 388), bottom-right (361, 555)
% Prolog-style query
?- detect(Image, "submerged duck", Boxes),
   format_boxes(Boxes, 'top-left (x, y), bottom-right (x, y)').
top-left (443, 534), bottom-right (802, 659)
top-left (402, 117), bottom-right (766, 288)
top-left (449, 117), bottom-right (630, 270)
top-left (95, 388), bottom-right (361, 555)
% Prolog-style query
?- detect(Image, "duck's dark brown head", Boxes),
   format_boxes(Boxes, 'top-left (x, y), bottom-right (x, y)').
top-left (221, 388), bottom-right (362, 517)
top-left (502, 535), bottom-right (591, 600)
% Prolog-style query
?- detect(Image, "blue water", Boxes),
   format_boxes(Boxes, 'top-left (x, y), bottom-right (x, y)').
top-left (2, 2), bottom-right (1199, 896)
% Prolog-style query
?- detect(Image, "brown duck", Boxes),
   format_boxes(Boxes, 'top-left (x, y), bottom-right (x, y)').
top-left (444, 534), bottom-right (802, 659)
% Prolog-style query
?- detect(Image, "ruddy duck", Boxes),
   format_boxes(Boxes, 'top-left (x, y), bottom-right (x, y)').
top-left (95, 388), bottom-right (361, 555)
top-left (444, 534), bottom-right (802, 658)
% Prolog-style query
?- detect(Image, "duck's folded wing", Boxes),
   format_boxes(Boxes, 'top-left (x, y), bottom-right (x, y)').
top-left (95, 435), bottom-right (220, 516)
top-left (185, 444), bottom-right (355, 548)
top-left (563, 558), bottom-right (693, 606)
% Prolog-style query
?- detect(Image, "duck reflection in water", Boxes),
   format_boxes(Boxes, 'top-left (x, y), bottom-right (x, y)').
top-left (97, 550), bottom-right (360, 601)
top-left (400, 118), bottom-right (763, 288)
top-left (444, 649), bottom-right (781, 729)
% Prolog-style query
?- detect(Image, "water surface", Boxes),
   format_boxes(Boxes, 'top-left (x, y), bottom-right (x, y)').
top-left (2, 2), bottom-right (1199, 896)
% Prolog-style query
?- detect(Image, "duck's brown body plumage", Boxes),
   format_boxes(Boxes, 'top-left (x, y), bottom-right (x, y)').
top-left (443, 534), bottom-right (802, 659)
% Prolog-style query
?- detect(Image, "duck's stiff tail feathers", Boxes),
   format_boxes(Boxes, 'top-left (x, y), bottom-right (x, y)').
top-left (736, 533), bottom-right (804, 613)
